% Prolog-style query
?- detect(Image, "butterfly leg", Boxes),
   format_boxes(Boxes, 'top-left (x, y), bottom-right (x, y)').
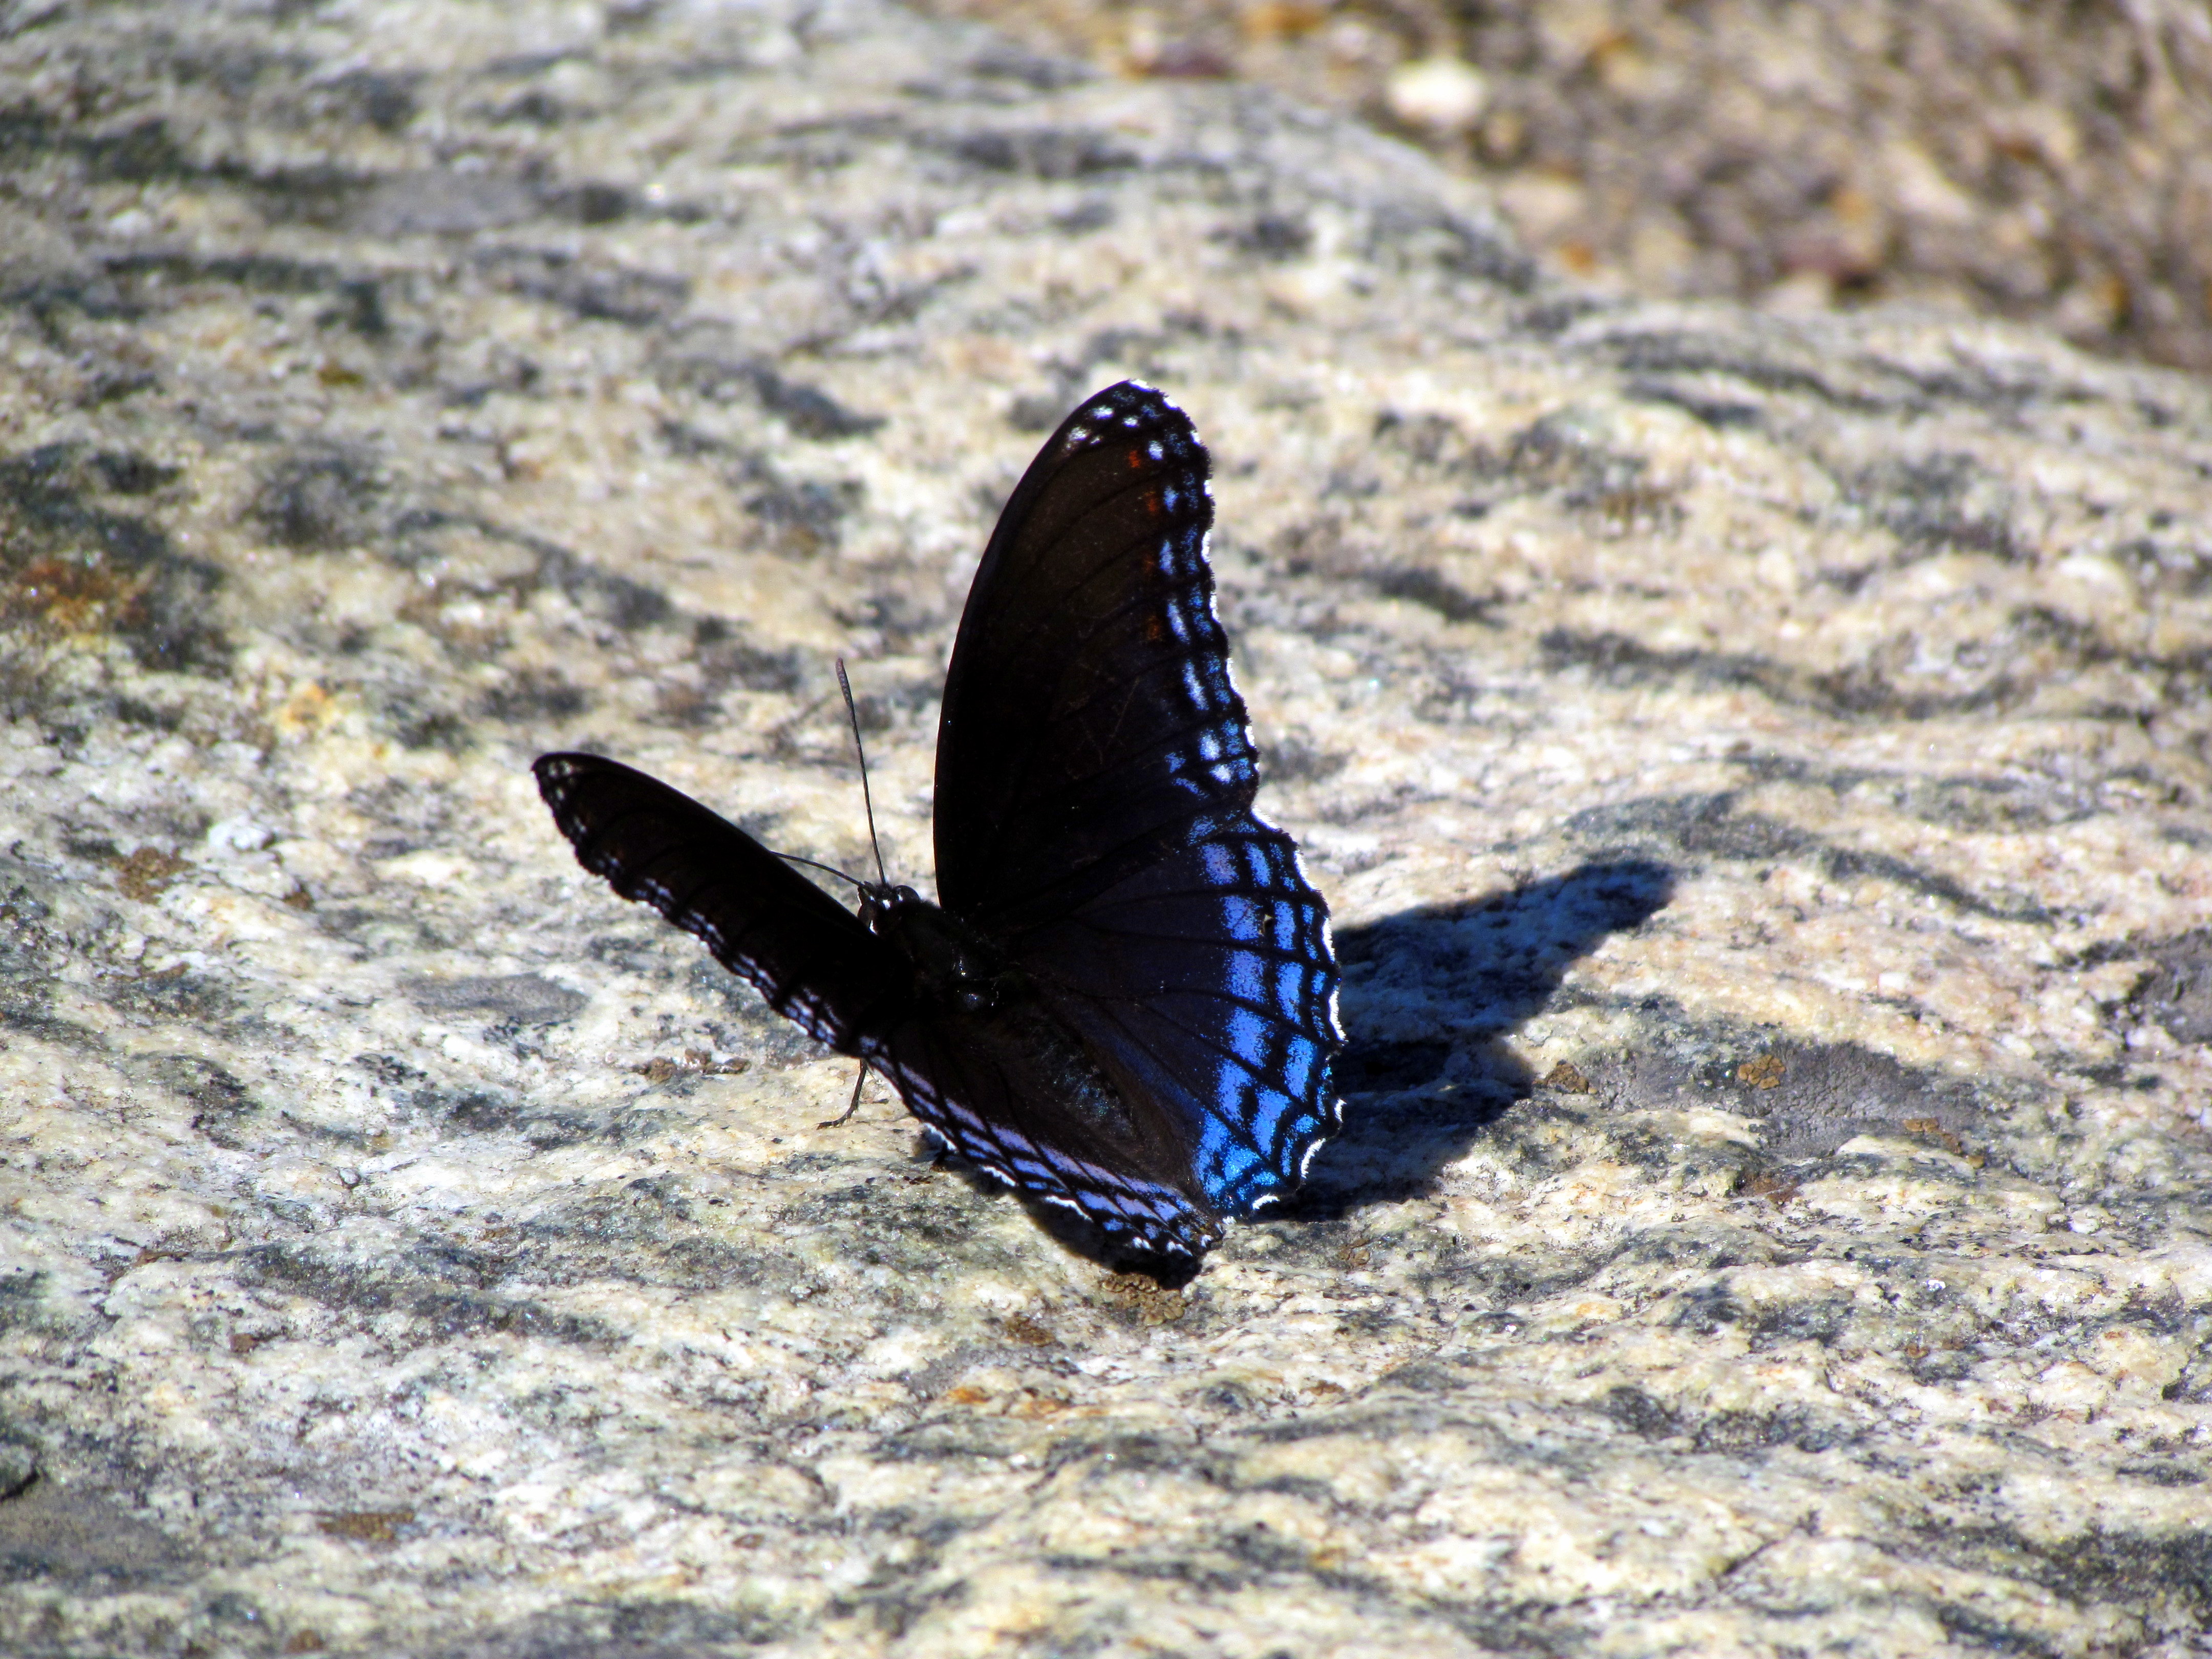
top-left (819, 1059), bottom-right (870, 1129)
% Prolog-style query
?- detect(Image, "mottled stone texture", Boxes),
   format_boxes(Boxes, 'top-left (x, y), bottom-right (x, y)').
top-left (2, 4), bottom-right (2209, 1657)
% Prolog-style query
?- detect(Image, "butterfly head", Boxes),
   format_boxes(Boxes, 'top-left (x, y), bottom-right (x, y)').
top-left (856, 882), bottom-right (923, 931)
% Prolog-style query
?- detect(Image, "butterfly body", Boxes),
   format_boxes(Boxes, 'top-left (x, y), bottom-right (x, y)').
top-left (859, 883), bottom-right (1001, 1014)
top-left (863, 885), bottom-right (1135, 1148)
top-left (537, 381), bottom-right (1341, 1262)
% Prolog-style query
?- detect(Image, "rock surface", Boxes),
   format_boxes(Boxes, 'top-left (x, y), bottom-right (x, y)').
top-left (917, 0), bottom-right (2212, 375)
top-left (2, 3), bottom-right (2210, 1656)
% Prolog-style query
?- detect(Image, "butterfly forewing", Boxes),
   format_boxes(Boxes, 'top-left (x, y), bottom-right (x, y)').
top-left (936, 383), bottom-right (1253, 926)
top-left (534, 754), bottom-right (906, 1050)
top-left (933, 382), bottom-right (1343, 1225)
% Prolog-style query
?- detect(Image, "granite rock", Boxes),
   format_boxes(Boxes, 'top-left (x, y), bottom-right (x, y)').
top-left (1, 3), bottom-right (2209, 1656)
top-left (918, 0), bottom-right (2212, 375)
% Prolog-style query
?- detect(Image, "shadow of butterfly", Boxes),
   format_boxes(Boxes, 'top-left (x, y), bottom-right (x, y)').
top-left (536, 381), bottom-right (1343, 1264)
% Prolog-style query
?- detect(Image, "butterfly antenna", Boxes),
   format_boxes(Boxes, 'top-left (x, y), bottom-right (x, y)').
top-left (773, 850), bottom-right (868, 891)
top-left (837, 657), bottom-right (890, 886)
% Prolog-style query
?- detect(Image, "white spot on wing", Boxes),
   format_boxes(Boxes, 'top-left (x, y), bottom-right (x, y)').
top-left (1318, 914), bottom-right (1345, 1040)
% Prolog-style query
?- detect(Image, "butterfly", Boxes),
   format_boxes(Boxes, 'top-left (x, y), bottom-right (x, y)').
top-left (535, 381), bottom-right (1342, 1261)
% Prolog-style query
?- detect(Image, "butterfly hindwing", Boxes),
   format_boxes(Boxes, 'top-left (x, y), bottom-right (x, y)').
top-left (1009, 814), bottom-right (1343, 1219)
top-left (534, 753), bottom-right (906, 1050)
top-left (863, 1005), bottom-right (1227, 1258)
